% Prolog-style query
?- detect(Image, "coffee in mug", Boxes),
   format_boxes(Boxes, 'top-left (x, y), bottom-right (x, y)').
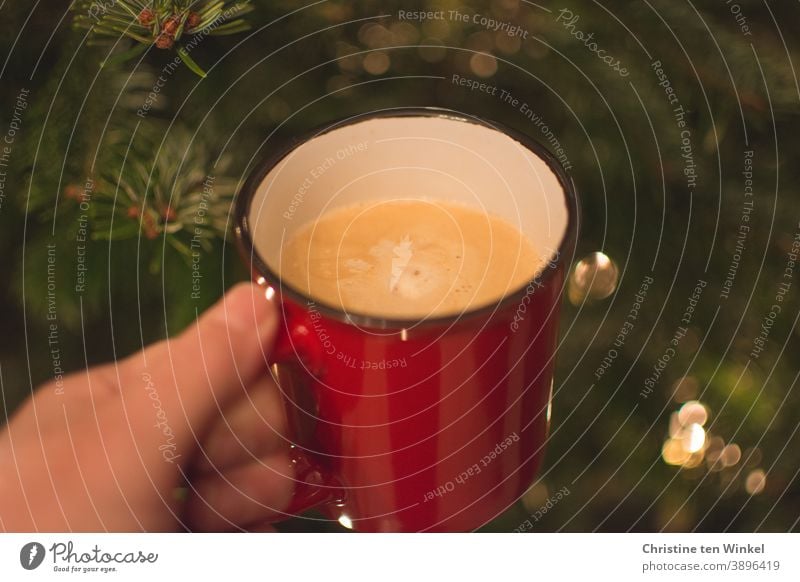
top-left (236, 110), bottom-right (578, 532)
top-left (280, 199), bottom-right (543, 319)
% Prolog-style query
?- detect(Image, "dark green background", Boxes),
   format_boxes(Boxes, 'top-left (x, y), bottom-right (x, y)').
top-left (1, 0), bottom-right (798, 531)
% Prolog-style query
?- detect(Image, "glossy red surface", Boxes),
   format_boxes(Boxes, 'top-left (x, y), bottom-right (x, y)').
top-left (266, 263), bottom-right (565, 532)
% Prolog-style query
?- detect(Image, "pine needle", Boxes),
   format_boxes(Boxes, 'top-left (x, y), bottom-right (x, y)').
top-left (70, 0), bottom-right (253, 76)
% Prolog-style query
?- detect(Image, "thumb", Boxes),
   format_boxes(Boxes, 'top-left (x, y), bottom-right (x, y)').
top-left (119, 282), bottom-right (278, 457)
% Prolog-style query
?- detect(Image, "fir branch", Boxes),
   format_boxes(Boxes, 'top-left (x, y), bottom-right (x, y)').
top-left (81, 123), bottom-right (236, 272)
top-left (71, 0), bottom-right (254, 76)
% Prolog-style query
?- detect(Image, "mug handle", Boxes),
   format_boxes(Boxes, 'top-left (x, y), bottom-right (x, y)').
top-left (264, 289), bottom-right (344, 518)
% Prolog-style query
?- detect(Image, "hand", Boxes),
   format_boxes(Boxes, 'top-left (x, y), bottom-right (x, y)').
top-left (0, 283), bottom-right (295, 531)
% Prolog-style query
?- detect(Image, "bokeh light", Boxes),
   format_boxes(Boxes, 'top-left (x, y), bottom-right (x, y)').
top-left (568, 252), bottom-right (620, 305)
top-left (678, 401), bottom-right (708, 427)
top-left (745, 470), bottom-right (767, 495)
top-left (363, 51), bottom-right (390, 75)
top-left (469, 52), bottom-right (498, 77)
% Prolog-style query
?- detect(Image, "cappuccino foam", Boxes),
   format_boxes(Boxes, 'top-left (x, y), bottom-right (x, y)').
top-left (280, 200), bottom-right (542, 319)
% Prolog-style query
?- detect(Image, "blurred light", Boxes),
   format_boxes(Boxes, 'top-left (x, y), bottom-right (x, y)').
top-left (705, 436), bottom-right (725, 462)
top-left (357, 22), bottom-right (373, 44)
top-left (400, 328), bottom-right (408, 341)
top-left (265, 286), bottom-right (275, 300)
top-left (668, 412), bottom-right (682, 438)
top-left (338, 514), bottom-right (354, 529)
top-left (708, 461), bottom-right (725, 472)
top-left (359, 23), bottom-right (390, 48)
top-left (720, 444), bottom-right (742, 467)
top-left (745, 469), bottom-right (766, 495)
top-left (682, 453), bottom-right (704, 469)
top-left (469, 53), bottom-right (498, 78)
top-left (568, 252), bottom-right (619, 305)
top-left (390, 22), bottom-right (419, 45)
top-left (678, 401), bottom-right (708, 427)
top-left (671, 376), bottom-right (699, 402)
top-left (363, 51), bottom-right (390, 75)
top-left (707, 448), bottom-right (725, 471)
top-left (665, 400), bottom-right (716, 470)
top-left (418, 38), bottom-right (447, 63)
top-left (662, 438), bottom-right (690, 466)
top-left (495, 32), bottom-right (522, 55)
top-left (336, 42), bottom-right (361, 72)
top-left (682, 424), bottom-right (706, 453)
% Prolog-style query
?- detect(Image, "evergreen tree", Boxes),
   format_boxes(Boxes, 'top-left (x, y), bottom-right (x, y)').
top-left (1, 0), bottom-right (797, 532)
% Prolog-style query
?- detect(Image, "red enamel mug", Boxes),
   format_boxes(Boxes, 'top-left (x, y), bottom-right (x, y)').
top-left (235, 108), bottom-right (578, 532)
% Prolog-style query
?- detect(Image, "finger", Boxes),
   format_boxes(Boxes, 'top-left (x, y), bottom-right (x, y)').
top-left (193, 374), bottom-right (288, 475)
top-left (185, 450), bottom-right (295, 531)
top-left (118, 282), bottom-right (278, 462)
top-left (15, 361), bottom-right (119, 430)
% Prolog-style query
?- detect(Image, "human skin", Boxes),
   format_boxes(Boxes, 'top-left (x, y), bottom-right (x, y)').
top-left (0, 283), bottom-right (295, 531)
